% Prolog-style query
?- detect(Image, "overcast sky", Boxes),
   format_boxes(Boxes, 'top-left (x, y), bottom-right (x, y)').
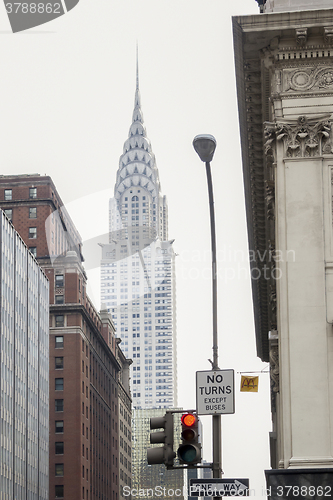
top-left (0, 0), bottom-right (272, 495)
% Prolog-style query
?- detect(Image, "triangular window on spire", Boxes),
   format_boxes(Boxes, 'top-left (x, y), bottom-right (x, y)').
top-left (134, 166), bottom-right (138, 174)
top-left (134, 153), bottom-right (138, 160)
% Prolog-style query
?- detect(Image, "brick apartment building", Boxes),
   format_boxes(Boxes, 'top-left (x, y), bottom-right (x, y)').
top-left (0, 174), bottom-right (132, 500)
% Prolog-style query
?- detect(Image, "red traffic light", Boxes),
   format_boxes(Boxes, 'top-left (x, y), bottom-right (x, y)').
top-left (181, 413), bottom-right (196, 427)
top-left (178, 412), bottom-right (201, 464)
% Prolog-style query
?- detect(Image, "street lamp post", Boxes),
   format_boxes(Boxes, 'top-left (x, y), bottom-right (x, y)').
top-left (193, 134), bottom-right (221, 480)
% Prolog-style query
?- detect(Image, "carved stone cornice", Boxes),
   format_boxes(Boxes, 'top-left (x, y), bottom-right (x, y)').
top-left (281, 65), bottom-right (333, 94)
top-left (264, 115), bottom-right (332, 158)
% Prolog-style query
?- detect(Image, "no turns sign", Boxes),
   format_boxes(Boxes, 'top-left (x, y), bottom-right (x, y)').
top-left (196, 370), bottom-right (235, 415)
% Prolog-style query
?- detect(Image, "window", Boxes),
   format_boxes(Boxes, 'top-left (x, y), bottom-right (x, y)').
top-left (55, 485), bottom-right (64, 498)
top-left (55, 336), bottom-right (64, 348)
top-left (29, 247), bottom-right (37, 258)
top-left (4, 209), bottom-right (12, 220)
top-left (29, 187), bottom-right (37, 199)
top-left (55, 357), bottom-right (64, 369)
top-left (55, 399), bottom-right (64, 412)
top-left (55, 378), bottom-right (64, 391)
top-left (29, 227), bottom-right (37, 239)
top-left (29, 207), bottom-right (37, 218)
top-left (55, 274), bottom-right (64, 287)
top-left (55, 295), bottom-right (64, 304)
top-left (55, 421), bottom-right (64, 433)
top-left (4, 189), bottom-right (12, 200)
top-left (55, 442), bottom-right (64, 454)
top-left (55, 464), bottom-right (64, 477)
top-left (55, 315), bottom-right (64, 327)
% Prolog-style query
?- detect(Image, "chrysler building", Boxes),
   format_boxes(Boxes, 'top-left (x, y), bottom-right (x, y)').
top-left (100, 64), bottom-right (177, 410)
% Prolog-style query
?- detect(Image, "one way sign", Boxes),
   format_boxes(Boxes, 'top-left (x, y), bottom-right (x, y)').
top-left (189, 478), bottom-right (250, 497)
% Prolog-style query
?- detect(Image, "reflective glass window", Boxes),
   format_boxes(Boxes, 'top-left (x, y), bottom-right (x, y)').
top-left (4, 189), bottom-right (12, 200)
top-left (29, 207), bottom-right (37, 218)
top-left (55, 315), bottom-right (64, 327)
top-left (55, 485), bottom-right (64, 498)
top-left (55, 464), bottom-right (64, 477)
top-left (55, 295), bottom-right (64, 304)
top-left (55, 274), bottom-right (64, 287)
top-left (55, 399), bottom-right (64, 412)
top-left (55, 442), bottom-right (64, 454)
top-left (55, 357), bottom-right (63, 369)
top-left (55, 421), bottom-right (64, 433)
top-left (29, 227), bottom-right (37, 239)
top-left (55, 378), bottom-right (64, 391)
top-left (29, 187), bottom-right (37, 198)
top-left (55, 336), bottom-right (64, 348)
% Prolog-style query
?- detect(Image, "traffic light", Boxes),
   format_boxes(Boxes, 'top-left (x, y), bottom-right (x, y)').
top-left (177, 412), bottom-right (201, 465)
top-left (147, 412), bottom-right (176, 466)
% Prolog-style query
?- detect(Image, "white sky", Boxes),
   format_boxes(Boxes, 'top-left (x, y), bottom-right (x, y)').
top-left (0, 0), bottom-right (272, 496)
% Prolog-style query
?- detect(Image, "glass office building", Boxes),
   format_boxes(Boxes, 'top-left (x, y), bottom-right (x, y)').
top-left (132, 408), bottom-right (184, 499)
top-left (0, 210), bottom-right (49, 500)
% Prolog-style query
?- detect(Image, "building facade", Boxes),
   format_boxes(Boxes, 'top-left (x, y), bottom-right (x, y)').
top-left (233, 0), bottom-right (333, 487)
top-left (0, 209), bottom-right (49, 500)
top-left (100, 69), bottom-right (177, 410)
top-left (115, 331), bottom-right (133, 495)
top-left (0, 175), bottom-right (131, 500)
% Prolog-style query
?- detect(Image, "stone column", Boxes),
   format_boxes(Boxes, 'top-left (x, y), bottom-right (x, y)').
top-left (265, 116), bottom-right (333, 468)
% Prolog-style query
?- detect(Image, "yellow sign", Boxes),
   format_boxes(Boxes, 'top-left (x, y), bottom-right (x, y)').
top-left (240, 376), bottom-right (259, 392)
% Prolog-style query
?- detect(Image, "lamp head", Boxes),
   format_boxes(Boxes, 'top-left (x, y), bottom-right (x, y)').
top-left (193, 134), bottom-right (217, 163)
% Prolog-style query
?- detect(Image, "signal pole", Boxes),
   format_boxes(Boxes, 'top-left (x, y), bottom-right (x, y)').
top-left (193, 135), bottom-right (222, 482)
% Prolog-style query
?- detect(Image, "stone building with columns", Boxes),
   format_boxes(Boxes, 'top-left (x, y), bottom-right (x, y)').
top-left (233, 0), bottom-right (333, 488)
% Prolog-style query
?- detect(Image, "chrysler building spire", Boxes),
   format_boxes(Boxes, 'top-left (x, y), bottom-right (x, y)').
top-left (112, 59), bottom-right (166, 239)
top-left (136, 43), bottom-right (139, 91)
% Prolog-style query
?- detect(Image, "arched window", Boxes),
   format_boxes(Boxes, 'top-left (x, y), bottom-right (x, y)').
top-left (132, 195), bottom-right (139, 201)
